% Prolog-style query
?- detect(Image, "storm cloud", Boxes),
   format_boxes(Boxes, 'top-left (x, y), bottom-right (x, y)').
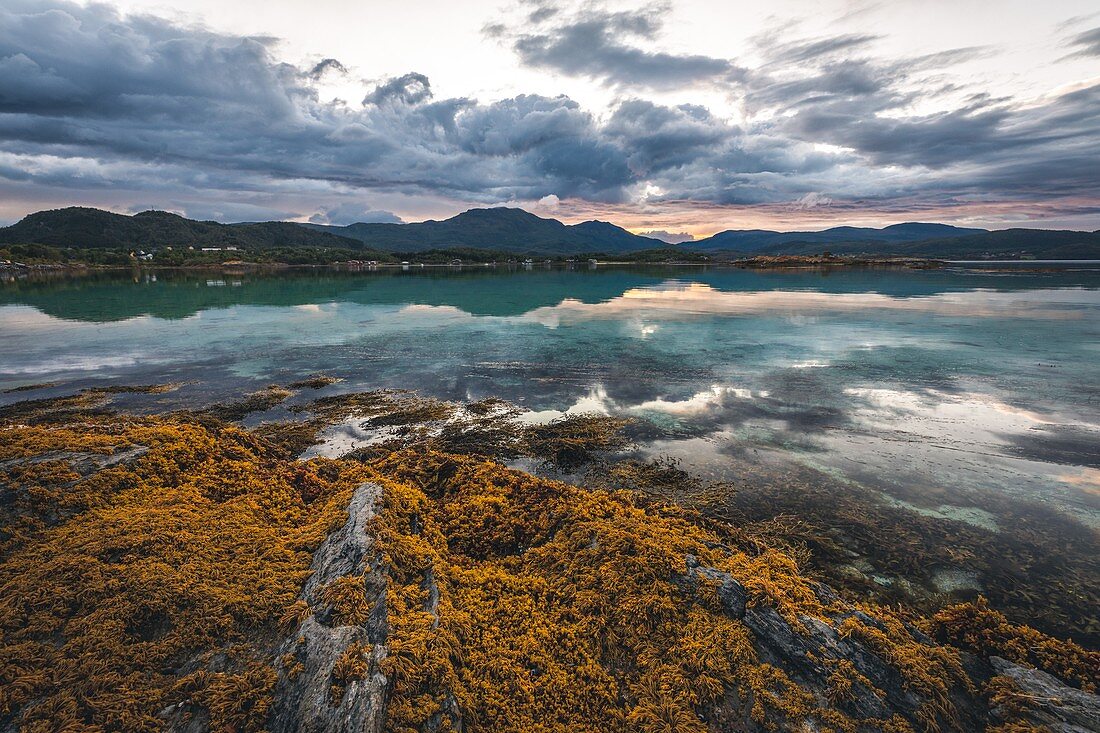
top-left (501, 3), bottom-right (743, 90)
top-left (0, 0), bottom-right (1098, 227)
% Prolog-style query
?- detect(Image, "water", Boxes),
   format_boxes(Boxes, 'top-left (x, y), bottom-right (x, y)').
top-left (2, 265), bottom-right (1098, 511)
top-left (2, 264), bottom-right (1099, 636)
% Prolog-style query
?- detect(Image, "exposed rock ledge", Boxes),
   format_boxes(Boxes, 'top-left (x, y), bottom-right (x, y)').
top-left (989, 656), bottom-right (1100, 733)
top-left (685, 554), bottom-right (979, 730)
top-left (268, 482), bottom-right (390, 733)
top-left (682, 554), bottom-right (1100, 731)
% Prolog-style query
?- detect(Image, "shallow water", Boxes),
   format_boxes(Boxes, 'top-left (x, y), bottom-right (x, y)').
top-left (2, 264), bottom-right (1099, 528)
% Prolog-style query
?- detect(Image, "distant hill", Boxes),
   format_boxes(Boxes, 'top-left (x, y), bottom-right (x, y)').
top-left (1, 206), bottom-right (663, 256)
top-left (2, 206), bottom-right (1098, 259)
top-left (690, 222), bottom-right (988, 251)
top-left (722, 229), bottom-right (1100, 259)
top-left (874, 229), bottom-right (1100, 259)
top-left (0, 207), bottom-right (365, 251)
top-left (304, 207), bottom-right (663, 254)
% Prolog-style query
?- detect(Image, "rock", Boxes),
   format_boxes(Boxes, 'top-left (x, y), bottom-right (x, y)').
top-left (990, 656), bottom-right (1100, 733)
top-left (0, 446), bottom-right (150, 536)
top-left (682, 556), bottom-right (988, 730)
top-left (272, 619), bottom-right (387, 733)
top-left (686, 558), bottom-right (748, 618)
top-left (0, 446), bottom-right (148, 476)
top-left (267, 482), bottom-right (390, 733)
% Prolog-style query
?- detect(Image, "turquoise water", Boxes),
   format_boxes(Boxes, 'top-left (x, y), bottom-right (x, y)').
top-left (2, 264), bottom-right (1099, 525)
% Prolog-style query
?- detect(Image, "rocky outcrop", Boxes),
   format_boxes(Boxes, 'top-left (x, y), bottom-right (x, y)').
top-left (256, 494), bottom-right (1098, 733)
top-left (0, 445), bottom-right (149, 474)
top-left (0, 446), bottom-right (149, 540)
top-left (683, 554), bottom-right (989, 731)
top-left (989, 656), bottom-right (1100, 733)
top-left (268, 482), bottom-right (390, 733)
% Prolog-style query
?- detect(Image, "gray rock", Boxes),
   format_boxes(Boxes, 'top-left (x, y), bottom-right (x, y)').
top-left (990, 657), bottom-right (1100, 733)
top-left (682, 555), bottom-right (988, 730)
top-left (268, 482), bottom-right (390, 733)
top-left (0, 446), bottom-right (148, 475)
top-left (687, 560), bottom-right (748, 619)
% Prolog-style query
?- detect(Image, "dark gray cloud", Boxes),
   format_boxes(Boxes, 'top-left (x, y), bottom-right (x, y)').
top-left (603, 101), bottom-right (728, 176)
top-left (310, 58), bottom-right (348, 79)
top-left (0, 1), bottom-right (637, 210)
top-left (760, 44), bottom-right (1100, 205)
top-left (0, 0), bottom-right (1097, 225)
top-left (506, 4), bottom-right (742, 90)
top-left (484, 2), bottom-right (1100, 215)
top-left (363, 72), bottom-right (433, 106)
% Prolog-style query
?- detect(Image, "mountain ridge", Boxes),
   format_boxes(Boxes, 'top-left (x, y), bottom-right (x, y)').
top-left (0, 206), bottom-right (366, 252)
top-left (688, 222), bottom-right (989, 251)
top-left (2, 205), bottom-right (1099, 259)
top-left (302, 207), bottom-right (665, 254)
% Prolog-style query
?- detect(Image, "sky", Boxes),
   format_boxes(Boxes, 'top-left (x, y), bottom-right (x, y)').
top-left (1, 0), bottom-right (1099, 238)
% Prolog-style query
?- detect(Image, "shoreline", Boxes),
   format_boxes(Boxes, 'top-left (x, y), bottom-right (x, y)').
top-left (3, 380), bottom-right (1098, 645)
top-left (7, 254), bottom-right (1100, 278)
top-left (0, 255), bottom-right (984, 277)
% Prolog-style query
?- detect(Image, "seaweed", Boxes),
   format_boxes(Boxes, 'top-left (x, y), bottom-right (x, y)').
top-left (0, 390), bottom-right (114, 424)
top-left (667, 456), bottom-right (1100, 646)
top-left (298, 391), bottom-right (634, 470)
top-left (365, 449), bottom-right (981, 733)
top-left (198, 384), bottom-right (295, 422)
top-left (1, 387), bottom-right (1093, 733)
top-left (84, 383), bottom-right (182, 395)
top-left (249, 418), bottom-right (326, 459)
top-left (287, 375), bottom-right (343, 390)
top-left (298, 390), bottom-right (449, 423)
top-left (0, 410), bottom-right (369, 731)
top-left (2, 383), bottom-right (56, 394)
top-left (930, 597), bottom-right (1098, 692)
top-left (292, 390), bottom-right (1098, 646)
top-left (521, 414), bottom-right (633, 470)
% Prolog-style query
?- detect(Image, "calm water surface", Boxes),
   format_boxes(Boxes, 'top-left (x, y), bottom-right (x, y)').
top-left (2, 265), bottom-right (1099, 530)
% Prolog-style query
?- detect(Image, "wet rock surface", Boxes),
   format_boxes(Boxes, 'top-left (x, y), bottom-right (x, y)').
top-left (0, 446), bottom-right (149, 475)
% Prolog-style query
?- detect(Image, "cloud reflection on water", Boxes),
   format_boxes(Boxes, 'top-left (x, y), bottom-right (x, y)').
top-left (1, 271), bottom-right (1097, 526)
top-left (521, 282), bottom-right (1097, 327)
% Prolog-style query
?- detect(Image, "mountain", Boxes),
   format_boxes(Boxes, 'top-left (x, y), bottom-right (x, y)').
top-left (874, 228), bottom-right (1100, 259)
top-left (729, 228), bottom-right (1100, 259)
top-left (0, 207), bottom-right (365, 251)
top-left (690, 222), bottom-right (988, 251)
top-left (304, 207), bottom-right (663, 254)
top-left (3, 206), bottom-right (1098, 259)
top-left (1, 206), bottom-right (664, 256)
top-left (689, 222), bottom-right (1100, 258)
